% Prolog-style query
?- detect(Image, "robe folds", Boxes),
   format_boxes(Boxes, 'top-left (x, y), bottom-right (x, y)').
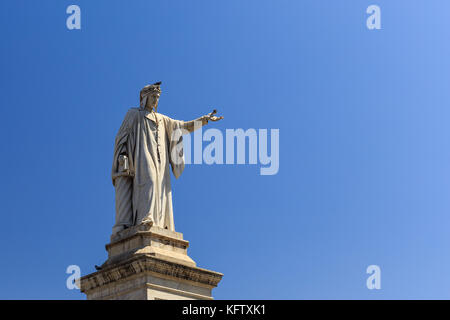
top-left (111, 108), bottom-right (205, 233)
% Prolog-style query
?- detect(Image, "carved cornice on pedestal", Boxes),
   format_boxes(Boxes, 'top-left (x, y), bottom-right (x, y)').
top-left (80, 254), bottom-right (223, 293)
top-left (80, 223), bottom-right (223, 299)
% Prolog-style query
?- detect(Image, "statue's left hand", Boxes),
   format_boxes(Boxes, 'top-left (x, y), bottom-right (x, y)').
top-left (206, 109), bottom-right (224, 122)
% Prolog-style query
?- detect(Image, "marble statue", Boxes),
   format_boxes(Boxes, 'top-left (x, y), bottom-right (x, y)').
top-left (111, 82), bottom-right (223, 234)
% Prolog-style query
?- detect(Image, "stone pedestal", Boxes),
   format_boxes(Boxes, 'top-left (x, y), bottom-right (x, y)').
top-left (80, 223), bottom-right (223, 300)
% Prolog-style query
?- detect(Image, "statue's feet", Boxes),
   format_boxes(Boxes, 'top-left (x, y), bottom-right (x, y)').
top-left (112, 224), bottom-right (131, 235)
top-left (141, 217), bottom-right (154, 227)
top-left (112, 225), bottom-right (125, 234)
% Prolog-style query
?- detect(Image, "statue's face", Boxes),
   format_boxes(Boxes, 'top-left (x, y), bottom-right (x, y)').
top-left (145, 91), bottom-right (160, 111)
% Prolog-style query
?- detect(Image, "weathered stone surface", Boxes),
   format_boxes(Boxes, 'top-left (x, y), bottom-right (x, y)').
top-left (80, 223), bottom-right (223, 300)
top-left (80, 254), bottom-right (223, 300)
top-left (104, 222), bottom-right (196, 268)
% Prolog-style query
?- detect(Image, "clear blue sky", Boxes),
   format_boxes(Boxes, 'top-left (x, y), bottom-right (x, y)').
top-left (1, 0), bottom-right (450, 299)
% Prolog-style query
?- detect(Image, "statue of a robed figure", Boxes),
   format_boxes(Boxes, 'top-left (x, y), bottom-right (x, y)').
top-left (111, 82), bottom-right (223, 234)
top-left (80, 82), bottom-right (224, 300)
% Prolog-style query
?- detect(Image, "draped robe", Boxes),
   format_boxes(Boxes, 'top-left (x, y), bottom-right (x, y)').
top-left (111, 108), bottom-right (206, 233)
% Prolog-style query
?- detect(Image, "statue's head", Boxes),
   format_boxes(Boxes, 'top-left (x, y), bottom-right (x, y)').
top-left (140, 81), bottom-right (162, 111)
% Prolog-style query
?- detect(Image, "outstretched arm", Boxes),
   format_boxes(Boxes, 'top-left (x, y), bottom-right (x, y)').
top-left (181, 109), bottom-right (224, 133)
